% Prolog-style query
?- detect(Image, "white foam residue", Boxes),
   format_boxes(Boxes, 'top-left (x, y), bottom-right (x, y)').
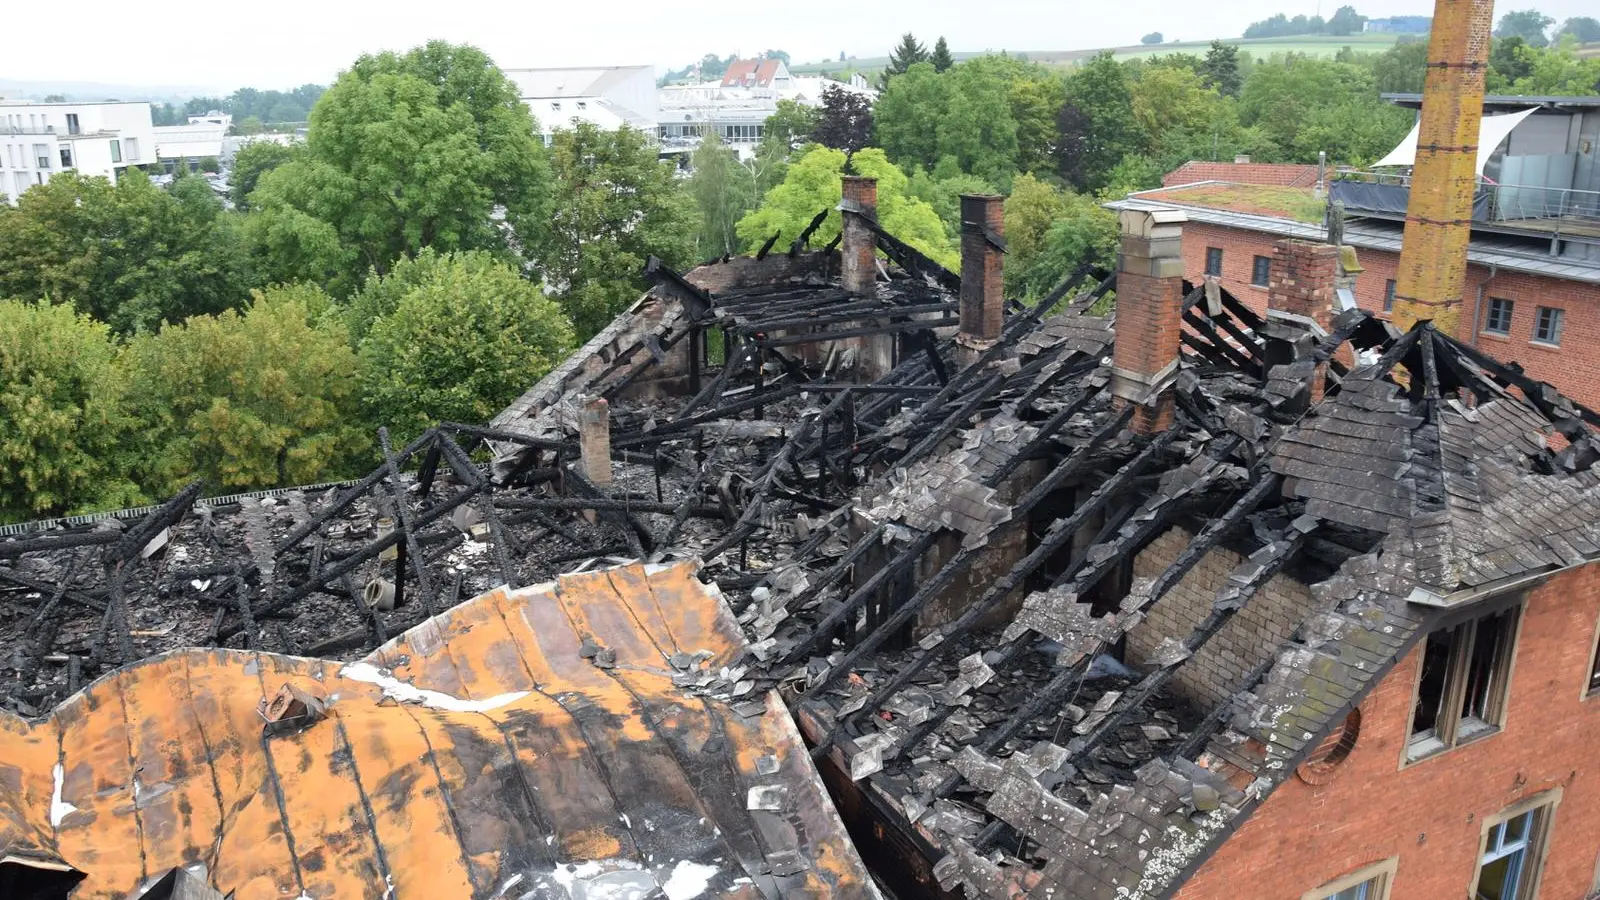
top-left (661, 860), bottom-right (719, 900)
top-left (493, 873), bottom-right (525, 898)
top-left (50, 763), bottom-right (78, 827)
top-left (338, 662), bottom-right (529, 713)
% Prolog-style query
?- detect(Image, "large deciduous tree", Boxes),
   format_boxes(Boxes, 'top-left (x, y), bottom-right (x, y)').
top-left (874, 62), bottom-right (951, 171)
top-left (735, 147), bottom-right (955, 269)
top-left (0, 300), bottom-right (141, 522)
top-left (1327, 6), bottom-right (1366, 36)
top-left (230, 140), bottom-right (299, 210)
top-left (123, 283), bottom-right (370, 496)
top-left (1558, 17), bottom-right (1600, 43)
top-left (0, 171), bottom-right (254, 334)
top-left (689, 133), bottom-right (757, 258)
top-left (537, 122), bottom-right (696, 337)
top-left (1496, 10), bottom-right (1556, 47)
top-left (355, 251), bottom-right (576, 441)
top-left (1055, 52), bottom-right (1140, 192)
top-left (247, 41), bottom-right (548, 287)
top-left (1240, 56), bottom-right (1411, 165)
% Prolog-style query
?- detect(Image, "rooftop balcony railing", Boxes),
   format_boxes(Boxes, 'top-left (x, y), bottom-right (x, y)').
top-left (1331, 170), bottom-right (1600, 246)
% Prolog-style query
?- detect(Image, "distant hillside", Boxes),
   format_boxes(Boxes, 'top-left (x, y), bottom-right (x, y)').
top-left (0, 78), bottom-right (217, 103)
top-left (791, 33), bottom-right (1404, 76)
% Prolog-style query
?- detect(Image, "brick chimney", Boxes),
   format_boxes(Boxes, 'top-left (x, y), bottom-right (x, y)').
top-left (958, 193), bottom-right (1005, 366)
top-left (840, 176), bottom-right (877, 297)
top-left (1112, 208), bottom-right (1187, 435)
top-left (1266, 239), bottom-right (1339, 402)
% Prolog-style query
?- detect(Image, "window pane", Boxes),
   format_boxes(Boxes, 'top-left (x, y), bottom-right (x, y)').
top-left (1476, 852), bottom-right (1522, 900)
top-left (1413, 626), bottom-right (1455, 737)
top-left (1501, 810), bottom-right (1531, 844)
top-left (1461, 608), bottom-right (1514, 726)
top-left (1329, 881), bottom-right (1373, 900)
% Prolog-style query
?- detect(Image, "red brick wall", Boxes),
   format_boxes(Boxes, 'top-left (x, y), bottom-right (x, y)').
top-left (1162, 162), bottom-right (1320, 188)
top-left (1174, 564), bottom-right (1600, 900)
top-left (1179, 221), bottom-right (1600, 410)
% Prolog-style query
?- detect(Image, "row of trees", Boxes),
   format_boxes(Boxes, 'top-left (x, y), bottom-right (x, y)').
top-left (151, 85), bottom-right (326, 129)
top-left (1495, 10), bottom-right (1600, 48)
top-left (0, 252), bottom-right (573, 522)
top-left (1244, 6), bottom-right (1368, 39)
top-left (1, 42), bottom-right (702, 522)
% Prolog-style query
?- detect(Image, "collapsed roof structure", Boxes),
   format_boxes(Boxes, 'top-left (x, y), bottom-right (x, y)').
top-left (4, 175), bottom-right (1600, 900)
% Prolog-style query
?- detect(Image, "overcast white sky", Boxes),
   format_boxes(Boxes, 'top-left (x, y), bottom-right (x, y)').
top-left (8, 0), bottom-right (1597, 93)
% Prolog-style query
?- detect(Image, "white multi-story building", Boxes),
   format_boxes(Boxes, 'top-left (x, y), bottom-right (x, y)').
top-left (658, 59), bottom-right (876, 161)
top-left (0, 100), bottom-right (156, 203)
top-left (503, 66), bottom-right (660, 145)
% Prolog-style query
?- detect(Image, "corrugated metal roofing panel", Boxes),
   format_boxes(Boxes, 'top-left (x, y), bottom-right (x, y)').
top-left (0, 562), bottom-right (877, 900)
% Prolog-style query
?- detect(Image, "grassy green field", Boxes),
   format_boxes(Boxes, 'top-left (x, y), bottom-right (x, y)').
top-left (789, 33), bottom-right (1404, 75)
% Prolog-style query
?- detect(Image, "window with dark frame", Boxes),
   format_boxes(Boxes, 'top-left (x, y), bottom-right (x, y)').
top-left (1485, 297), bottom-right (1514, 335)
top-left (1534, 307), bottom-right (1564, 346)
top-left (1409, 605), bottom-right (1519, 761)
top-left (1205, 247), bottom-right (1223, 277)
top-left (1471, 801), bottom-right (1555, 900)
top-left (1384, 279), bottom-right (1396, 313)
top-left (1251, 255), bottom-right (1271, 287)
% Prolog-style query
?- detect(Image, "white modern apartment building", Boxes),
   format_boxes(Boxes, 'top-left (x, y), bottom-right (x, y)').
top-left (0, 100), bottom-right (156, 203)
top-left (154, 123), bottom-right (228, 170)
top-left (504, 66), bottom-right (660, 145)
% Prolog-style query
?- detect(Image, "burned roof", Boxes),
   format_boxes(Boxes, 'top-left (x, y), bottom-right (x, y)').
top-left (4, 201), bottom-right (1600, 900)
top-left (1, 563), bottom-right (876, 899)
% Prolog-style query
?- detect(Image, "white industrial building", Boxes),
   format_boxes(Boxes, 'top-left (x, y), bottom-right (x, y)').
top-left (503, 66), bottom-right (660, 144)
top-left (0, 100), bottom-right (156, 203)
top-left (154, 123), bottom-right (228, 171)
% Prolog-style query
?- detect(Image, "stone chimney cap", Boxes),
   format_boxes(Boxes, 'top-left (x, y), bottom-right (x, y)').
top-left (1119, 208), bottom-right (1187, 239)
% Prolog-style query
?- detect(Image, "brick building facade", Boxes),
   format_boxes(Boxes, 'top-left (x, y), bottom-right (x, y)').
top-left (1170, 562), bottom-right (1600, 900)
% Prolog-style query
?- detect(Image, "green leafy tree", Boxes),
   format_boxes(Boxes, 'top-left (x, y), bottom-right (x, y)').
top-left (0, 171), bottom-right (254, 334)
top-left (1055, 52), bottom-right (1141, 192)
top-left (735, 146), bottom-right (956, 269)
top-left (908, 169), bottom-right (993, 251)
top-left (689, 133), bottom-right (757, 258)
top-left (356, 251), bottom-right (576, 440)
top-left (0, 300), bottom-right (141, 522)
top-left (538, 122), bottom-right (696, 336)
top-left (1240, 57), bottom-right (1410, 164)
top-left (1496, 9), bottom-right (1555, 47)
top-left (1327, 6), bottom-right (1367, 36)
top-left (937, 59), bottom-right (1021, 184)
top-left (1002, 174), bottom-right (1118, 301)
top-left (124, 283), bottom-right (369, 495)
top-left (248, 41), bottom-right (548, 284)
top-left (230, 140), bottom-right (299, 209)
top-left (1008, 69), bottom-right (1067, 175)
top-left (874, 62), bottom-right (952, 171)
top-left (1558, 17), bottom-right (1600, 43)
top-left (1201, 41), bottom-right (1243, 98)
top-left (236, 115), bottom-right (265, 135)
top-left (1489, 37), bottom-right (1537, 87)
top-left (1141, 33), bottom-right (1164, 45)
top-left (765, 99), bottom-right (819, 149)
top-left (1493, 40), bottom-right (1600, 93)
top-left (1371, 39), bottom-right (1431, 94)
top-left (930, 37), bottom-right (956, 73)
top-left (1130, 64), bottom-right (1242, 169)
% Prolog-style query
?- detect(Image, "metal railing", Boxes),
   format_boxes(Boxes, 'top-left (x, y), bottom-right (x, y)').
top-left (1331, 169), bottom-right (1600, 238)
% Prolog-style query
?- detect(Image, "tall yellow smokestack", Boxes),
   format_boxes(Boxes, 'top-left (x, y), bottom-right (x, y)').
top-left (1390, 0), bottom-right (1495, 336)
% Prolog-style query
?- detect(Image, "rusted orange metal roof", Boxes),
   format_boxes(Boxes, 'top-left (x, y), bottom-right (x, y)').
top-left (0, 562), bottom-right (876, 899)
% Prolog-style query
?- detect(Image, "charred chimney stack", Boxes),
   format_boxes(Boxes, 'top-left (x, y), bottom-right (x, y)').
top-left (958, 193), bottom-right (1006, 365)
top-left (840, 176), bottom-right (878, 297)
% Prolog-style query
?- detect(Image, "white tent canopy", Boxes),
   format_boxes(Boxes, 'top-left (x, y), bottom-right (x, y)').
top-left (1371, 107), bottom-right (1541, 175)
